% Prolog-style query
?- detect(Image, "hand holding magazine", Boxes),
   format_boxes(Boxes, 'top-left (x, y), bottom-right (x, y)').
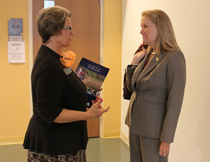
top-left (76, 58), bottom-right (109, 108)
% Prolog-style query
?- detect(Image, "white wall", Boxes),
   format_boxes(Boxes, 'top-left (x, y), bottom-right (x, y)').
top-left (121, 0), bottom-right (210, 161)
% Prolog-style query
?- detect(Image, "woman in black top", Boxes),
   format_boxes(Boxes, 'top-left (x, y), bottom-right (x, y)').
top-left (23, 6), bottom-right (110, 162)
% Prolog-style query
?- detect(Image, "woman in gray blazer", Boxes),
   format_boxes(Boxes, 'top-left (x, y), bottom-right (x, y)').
top-left (125, 9), bottom-right (186, 162)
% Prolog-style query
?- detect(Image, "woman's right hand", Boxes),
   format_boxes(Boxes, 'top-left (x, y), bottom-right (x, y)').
top-left (131, 44), bottom-right (147, 64)
top-left (88, 98), bottom-right (110, 119)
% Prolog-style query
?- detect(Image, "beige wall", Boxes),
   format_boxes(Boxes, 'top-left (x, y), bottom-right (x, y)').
top-left (0, 0), bottom-right (30, 143)
top-left (121, 0), bottom-right (210, 161)
top-left (102, 0), bottom-right (122, 137)
top-left (0, 0), bottom-right (122, 143)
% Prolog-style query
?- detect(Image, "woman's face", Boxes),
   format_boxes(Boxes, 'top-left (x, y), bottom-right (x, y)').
top-left (140, 16), bottom-right (159, 49)
top-left (57, 17), bottom-right (74, 49)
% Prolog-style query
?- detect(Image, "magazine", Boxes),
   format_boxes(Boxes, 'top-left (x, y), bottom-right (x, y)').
top-left (76, 57), bottom-right (110, 108)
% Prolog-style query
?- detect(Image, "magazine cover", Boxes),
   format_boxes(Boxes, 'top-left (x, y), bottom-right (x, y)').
top-left (76, 58), bottom-right (110, 108)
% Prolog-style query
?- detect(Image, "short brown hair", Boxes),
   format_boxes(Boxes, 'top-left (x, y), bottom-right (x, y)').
top-left (36, 6), bottom-right (71, 43)
top-left (142, 9), bottom-right (180, 54)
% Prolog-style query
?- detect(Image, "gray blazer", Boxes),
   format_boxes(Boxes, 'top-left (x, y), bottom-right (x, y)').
top-left (125, 50), bottom-right (186, 143)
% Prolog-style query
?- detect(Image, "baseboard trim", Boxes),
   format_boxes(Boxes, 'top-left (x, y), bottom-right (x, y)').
top-left (0, 132), bottom-right (129, 146)
top-left (120, 132), bottom-right (129, 146)
top-left (0, 136), bottom-right (24, 145)
top-left (102, 130), bottom-right (120, 138)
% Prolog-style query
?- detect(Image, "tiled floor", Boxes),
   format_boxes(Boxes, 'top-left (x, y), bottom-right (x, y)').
top-left (87, 138), bottom-right (130, 162)
top-left (0, 138), bottom-right (130, 162)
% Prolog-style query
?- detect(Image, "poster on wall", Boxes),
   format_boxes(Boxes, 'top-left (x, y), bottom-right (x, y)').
top-left (8, 18), bottom-right (23, 41)
top-left (8, 41), bottom-right (25, 63)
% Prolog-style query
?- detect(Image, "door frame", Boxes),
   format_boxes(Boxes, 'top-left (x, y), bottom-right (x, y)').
top-left (28, 0), bottom-right (105, 137)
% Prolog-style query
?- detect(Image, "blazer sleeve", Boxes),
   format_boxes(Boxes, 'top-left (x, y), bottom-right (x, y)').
top-left (126, 66), bottom-right (136, 92)
top-left (160, 51), bottom-right (186, 143)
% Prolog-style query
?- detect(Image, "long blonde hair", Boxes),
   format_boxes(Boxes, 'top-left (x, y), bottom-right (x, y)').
top-left (142, 9), bottom-right (180, 55)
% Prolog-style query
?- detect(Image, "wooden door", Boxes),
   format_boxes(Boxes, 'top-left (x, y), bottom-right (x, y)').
top-left (32, 0), bottom-right (100, 137)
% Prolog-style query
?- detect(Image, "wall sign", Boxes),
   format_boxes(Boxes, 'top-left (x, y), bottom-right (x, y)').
top-left (8, 18), bottom-right (23, 41)
top-left (8, 41), bottom-right (25, 63)
top-left (8, 18), bottom-right (25, 63)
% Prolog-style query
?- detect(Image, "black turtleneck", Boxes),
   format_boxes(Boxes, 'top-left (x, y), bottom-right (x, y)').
top-left (23, 45), bottom-right (88, 155)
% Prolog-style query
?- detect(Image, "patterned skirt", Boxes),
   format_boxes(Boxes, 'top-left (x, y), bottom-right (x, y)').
top-left (27, 150), bottom-right (86, 162)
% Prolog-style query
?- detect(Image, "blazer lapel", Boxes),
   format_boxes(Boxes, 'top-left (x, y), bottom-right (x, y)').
top-left (136, 53), bottom-right (165, 84)
top-left (131, 54), bottom-right (150, 87)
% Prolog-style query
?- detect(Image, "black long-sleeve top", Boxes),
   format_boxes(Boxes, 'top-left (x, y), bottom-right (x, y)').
top-left (23, 45), bottom-right (88, 155)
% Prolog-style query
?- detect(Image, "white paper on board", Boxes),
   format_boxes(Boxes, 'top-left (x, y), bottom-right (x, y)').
top-left (8, 41), bottom-right (25, 63)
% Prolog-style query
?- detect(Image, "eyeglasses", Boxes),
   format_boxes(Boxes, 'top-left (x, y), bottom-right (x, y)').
top-left (63, 26), bottom-right (72, 32)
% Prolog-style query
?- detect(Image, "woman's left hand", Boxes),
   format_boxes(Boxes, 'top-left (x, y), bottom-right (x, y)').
top-left (159, 142), bottom-right (170, 157)
top-left (88, 97), bottom-right (110, 118)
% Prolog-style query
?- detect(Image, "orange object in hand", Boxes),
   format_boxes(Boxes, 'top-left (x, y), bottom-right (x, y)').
top-left (60, 51), bottom-right (76, 67)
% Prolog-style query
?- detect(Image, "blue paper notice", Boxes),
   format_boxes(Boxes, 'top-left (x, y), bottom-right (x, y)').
top-left (8, 18), bottom-right (23, 36)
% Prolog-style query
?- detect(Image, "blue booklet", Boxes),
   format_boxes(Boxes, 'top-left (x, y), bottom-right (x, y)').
top-left (76, 58), bottom-right (109, 108)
